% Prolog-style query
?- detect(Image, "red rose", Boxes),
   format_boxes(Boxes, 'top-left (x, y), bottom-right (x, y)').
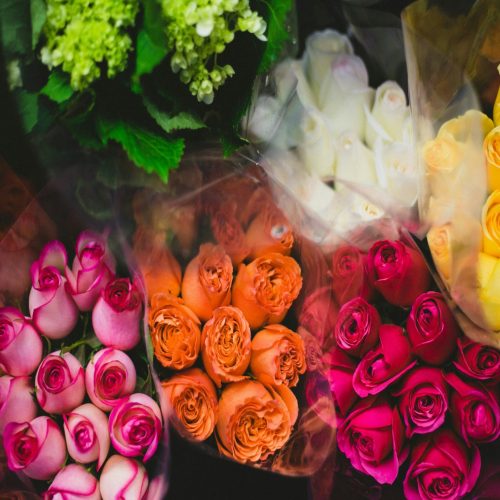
top-left (454, 337), bottom-right (500, 383)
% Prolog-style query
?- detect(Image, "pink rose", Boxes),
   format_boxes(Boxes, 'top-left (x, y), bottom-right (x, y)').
top-left (3, 416), bottom-right (66, 480)
top-left (445, 372), bottom-right (500, 445)
top-left (367, 240), bottom-right (431, 307)
top-left (407, 292), bottom-right (459, 365)
top-left (393, 367), bottom-right (449, 437)
top-left (28, 241), bottom-right (79, 339)
top-left (335, 297), bottom-right (380, 357)
top-left (404, 429), bottom-right (481, 500)
top-left (0, 307), bottom-right (42, 376)
top-left (337, 396), bottom-right (408, 484)
top-left (66, 230), bottom-right (115, 311)
top-left (92, 278), bottom-right (142, 351)
top-left (353, 325), bottom-right (416, 397)
top-left (63, 403), bottom-right (110, 470)
top-left (43, 464), bottom-right (100, 500)
top-left (109, 393), bottom-right (162, 461)
top-left (99, 455), bottom-right (148, 500)
top-left (0, 376), bottom-right (37, 434)
top-left (85, 348), bottom-right (137, 412)
top-left (454, 337), bottom-right (500, 383)
top-left (35, 351), bottom-right (85, 414)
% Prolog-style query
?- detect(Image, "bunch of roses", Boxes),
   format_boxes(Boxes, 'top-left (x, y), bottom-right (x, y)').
top-left (134, 182), bottom-right (307, 464)
top-left (0, 231), bottom-right (163, 499)
top-left (300, 238), bottom-right (500, 499)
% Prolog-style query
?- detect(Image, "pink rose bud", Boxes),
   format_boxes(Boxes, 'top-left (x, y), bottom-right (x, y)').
top-left (109, 393), bottom-right (162, 461)
top-left (29, 241), bottom-right (78, 339)
top-left (0, 307), bottom-right (42, 376)
top-left (393, 367), bottom-right (449, 437)
top-left (66, 230), bottom-right (115, 312)
top-left (99, 455), bottom-right (148, 500)
top-left (63, 403), bottom-right (110, 470)
top-left (367, 240), bottom-right (430, 307)
top-left (92, 278), bottom-right (142, 351)
top-left (407, 292), bottom-right (459, 365)
top-left (4, 416), bottom-right (66, 480)
top-left (0, 376), bottom-right (37, 434)
top-left (85, 348), bottom-right (137, 412)
top-left (35, 351), bottom-right (85, 414)
top-left (454, 337), bottom-right (500, 383)
top-left (43, 464), bottom-right (100, 500)
top-left (353, 324), bottom-right (416, 397)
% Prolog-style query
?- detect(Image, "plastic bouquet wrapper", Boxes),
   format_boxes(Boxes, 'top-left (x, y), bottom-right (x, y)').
top-left (0, 160), bottom-right (169, 499)
top-left (402, 0), bottom-right (500, 348)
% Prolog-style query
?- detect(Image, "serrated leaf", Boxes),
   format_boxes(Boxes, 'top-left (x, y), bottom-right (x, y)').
top-left (30, 0), bottom-right (46, 49)
top-left (144, 98), bottom-right (205, 133)
top-left (41, 71), bottom-right (74, 103)
top-left (13, 90), bottom-right (38, 133)
top-left (0, 0), bottom-right (32, 58)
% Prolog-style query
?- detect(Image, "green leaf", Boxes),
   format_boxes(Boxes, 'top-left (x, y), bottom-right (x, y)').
top-left (41, 71), bottom-right (75, 103)
top-left (13, 90), bottom-right (38, 133)
top-left (144, 98), bottom-right (205, 133)
top-left (97, 118), bottom-right (184, 182)
top-left (0, 0), bottom-right (32, 58)
top-left (30, 0), bottom-right (46, 49)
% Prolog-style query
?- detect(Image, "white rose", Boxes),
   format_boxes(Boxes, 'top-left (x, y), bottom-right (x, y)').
top-left (245, 95), bottom-right (283, 144)
top-left (272, 58), bottom-right (298, 103)
top-left (100, 455), bottom-right (148, 500)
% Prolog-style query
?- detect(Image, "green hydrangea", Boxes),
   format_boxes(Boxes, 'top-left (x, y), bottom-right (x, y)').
top-left (162, 0), bottom-right (267, 104)
top-left (41, 0), bottom-right (139, 90)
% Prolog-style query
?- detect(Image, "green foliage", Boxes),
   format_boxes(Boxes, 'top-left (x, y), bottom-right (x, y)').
top-left (13, 90), bottom-right (39, 133)
top-left (0, 0), bottom-right (32, 58)
top-left (30, 0), bottom-right (46, 48)
top-left (40, 70), bottom-right (74, 103)
top-left (144, 98), bottom-right (205, 133)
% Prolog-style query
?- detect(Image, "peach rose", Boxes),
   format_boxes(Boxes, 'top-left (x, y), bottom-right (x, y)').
top-left (201, 306), bottom-right (251, 387)
top-left (149, 293), bottom-right (201, 370)
top-left (232, 253), bottom-right (302, 329)
top-left (427, 224), bottom-right (452, 282)
top-left (482, 190), bottom-right (500, 257)
top-left (181, 244), bottom-right (233, 321)
top-left (484, 126), bottom-right (500, 192)
top-left (216, 380), bottom-right (297, 463)
top-left (161, 368), bottom-right (218, 441)
top-left (250, 324), bottom-right (306, 388)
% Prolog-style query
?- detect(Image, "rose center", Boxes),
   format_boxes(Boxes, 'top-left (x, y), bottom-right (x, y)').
top-left (74, 421), bottom-right (96, 452)
top-left (99, 363), bottom-right (127, 398)
top-left (417, 302), bottom-right (440, 337)
top-left (81, 243), bottom-right (104, 269)
top-left (39, 267), bottom-right (61, 290)
top-left (477, 349), bottom-right (499, 372)
top-left (123, 412), bottom-right (155, 446)
top-left (0, 319), bottom-right (15, 349)
top-left (468, 401), bottom-right (495, 438)
top-left (14, 434), bottom-right (37, 465)
top-left (42, 361), bottom-right (68, 393)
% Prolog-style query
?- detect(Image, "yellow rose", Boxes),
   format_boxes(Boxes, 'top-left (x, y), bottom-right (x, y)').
top-left (423, 132), bottom-right (463, 174)
top-left (482, 190), bottom-right (500, 256)
top-left (438, 110), bottom-right (493, 139)
top-left (478, 252), bottom-right (500, 331)
top-left (427, 224), bottom-right (452, 282)
top-left (494, 83), bottom-right (500, 126)
top-left (484, 126), bottom-right (500, 192)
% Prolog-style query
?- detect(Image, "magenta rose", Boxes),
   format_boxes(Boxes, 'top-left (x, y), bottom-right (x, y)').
top-left (99, 455), bottom-right (149, 500)
top-left (330, 245), bottom-right (373, 306)
top-left (66, 230), bottom-right (115, 312)
top-left (109, 393), bottom-right (162, 461)
top-left (0, 376), bottom-right (37, 434)
top-left (85, 348), bottom-right (137, 412)
top-left (43, 464), bottom-right (100, 500)
top-left (367, 240), bottom-right (431, 307)
top-left (35, 351), bottom-right (85, 414)
top-left (407, 291), bottom-right (459, 365)
top-left (353, 324), bottom-right (416, 398)
top-left (0, 307), bottom-right (42, 376)
top-left (335, 297), bottom-right (380, 357)
top-left (4, 416), bottom-right (66, 480)
top-left (337, 396), bottom-right (408, 484)
top-left (454, 337), bottom-right (500, 383)
top-left (445, 372), bottom-right (500, 445)
top-left (404, 428), bottom-right (481, 500)
top-left (28, 241), bottom-right (79, 339)
top-left (63, 403), bottom-right (110, 470)
top-left (393, 367), bottom-right (449, 437)
top-left (92, 278), bottom-right (142, 351)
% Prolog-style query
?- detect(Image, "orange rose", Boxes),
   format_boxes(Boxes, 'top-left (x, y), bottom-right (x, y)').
top-left (201, 306), bottom-right (251, 387)
top-left (232, 253), bottom-right (302, 329)
top-left (181, 244), bottom-right (233, 321)
top-left (215, 380), bottom-right (297, 463)
top-left (161, 368), bottom-right (218, 441)
top-left (149, 293), bottom-right (201, 370)
top-left (250, 324), bottom-right (306, 388)
top-left (210, 209), bottom-right (250, 266)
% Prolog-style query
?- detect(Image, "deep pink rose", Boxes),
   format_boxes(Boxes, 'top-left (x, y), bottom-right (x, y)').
top-left (0, 376), bottom-right (37, 434)
top-left (454, 337), bottom-right (500, 383)
top-left (337, 396), bottom-right (408, 484)
top-left (330, 245), bottom-right (373, 306)
top-left (445, 372), bottom-right (500, 445)
top-left (4, 416), bottom-right (66, 480)
top-left (353, 325), bottom-right (416, 397)
top-left (63, 403), bottom-right (110, 470)
top-left (66, 230), bottom-right (115, 312)
top-left (43, 464), bottom-right (100, 500)
top-left (28, 241), bottom-right (78, 339)
top-left (99, 455), bottom-right (148, 500)
top-left (85, 348), bottom-right (137, 412)
top-left (335, 297), bottom-right (380, 357)
top-left (35, 351), bottom-right (85, 414)
top-left (367, 240), bottom-right (430, 307)
top-left (92, 278), bottom-right (142, 351)
top-left (0, 307), bottom-right (42, 376)
top-left (109, 393), bottom-right (162, 461)
top-left (404, 429), bottom-right (481, 500)
top-left (393, 367), bottom-right (449, 437)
